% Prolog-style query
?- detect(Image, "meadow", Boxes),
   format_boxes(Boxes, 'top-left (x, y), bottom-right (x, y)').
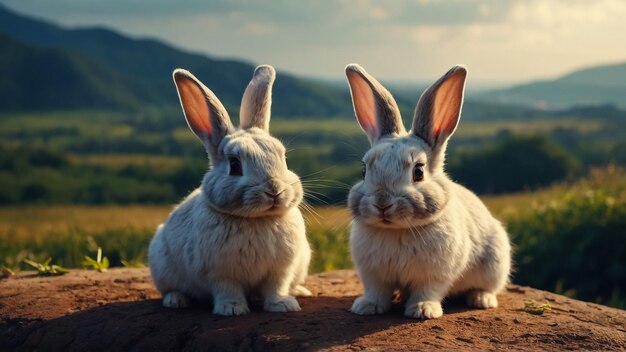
top-left (2, 167), bottom-right (624, 308)
top-left (1, 109), bottom-right (625, 309)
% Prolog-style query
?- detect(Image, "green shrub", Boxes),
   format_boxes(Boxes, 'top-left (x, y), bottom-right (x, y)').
top-left (308, 227), bottom-right (352, 273)
top-left (509, 168), bottom-right (626, 308)
top-left (448, 135), bottom-right (580, 194)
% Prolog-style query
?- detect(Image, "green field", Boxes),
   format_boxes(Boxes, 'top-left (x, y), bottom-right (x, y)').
top-left (1, 108), bottom-right (625, 308)
top-left (2, 108), bottom-right (625, 206)
top-left (2, 167), bottom-right (624, 309)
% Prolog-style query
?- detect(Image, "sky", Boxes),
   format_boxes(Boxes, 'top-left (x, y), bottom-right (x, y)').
top-left (2, 0), bottom-right (626, 85)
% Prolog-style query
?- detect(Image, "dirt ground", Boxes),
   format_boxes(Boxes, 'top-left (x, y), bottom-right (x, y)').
top-left (1, 269), bottom-right (625, 351)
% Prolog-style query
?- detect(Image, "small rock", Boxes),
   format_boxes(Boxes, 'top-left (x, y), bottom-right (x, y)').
top-left (464, 316), bottom-right (481, 322)
top-left (456, 337), bottom-right (474, 344)
top-left (507, 286), bottom-right (526, 294)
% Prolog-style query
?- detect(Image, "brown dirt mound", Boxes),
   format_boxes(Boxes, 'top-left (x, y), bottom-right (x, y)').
top-left (1, 269), bottom-right (625, 351)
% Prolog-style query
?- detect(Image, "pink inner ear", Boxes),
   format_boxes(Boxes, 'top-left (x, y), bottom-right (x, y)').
top-left (432, 72), bottom-right (464, 141)
top-left (175, 76), bottom-right (212, 137)
top-left (347, 71), bottom-right (379, 139)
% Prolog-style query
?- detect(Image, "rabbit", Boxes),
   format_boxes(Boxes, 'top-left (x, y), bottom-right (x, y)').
top-left (148, 65), bottom-right (312, 316)
top-left (344, 63), bottom-right (511, 319)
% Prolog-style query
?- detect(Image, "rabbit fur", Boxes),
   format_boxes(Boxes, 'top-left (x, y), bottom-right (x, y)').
top-left (149, 65), bottom-right (311, 316)
top-left (345, 64), bottom-right (511, 319)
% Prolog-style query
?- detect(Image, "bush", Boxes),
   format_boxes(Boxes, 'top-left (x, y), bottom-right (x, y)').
top-left (308, 227), bottom-right (351, 273)
top-left (509, 168), bottom-right (626, 308)
top-left (448, 135), bottom-right (580, 194)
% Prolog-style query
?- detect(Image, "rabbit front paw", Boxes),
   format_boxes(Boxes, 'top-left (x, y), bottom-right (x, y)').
top-left (351, 296), bottom-right (391, 315)
top-left (404, 301), bottom-right (443, 319)
top-left (213, 300), bottom-right (250, 316)
top-left (290, 284), bottom-right (313, 297)
top-left (264, 295), bottom-right (301, 312)
top-left (162, 291), bottom-right (191, 308)
top-left (467, 290), bottom-right (498, 309)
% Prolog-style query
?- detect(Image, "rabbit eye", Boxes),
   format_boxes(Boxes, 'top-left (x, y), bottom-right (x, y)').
top-left (229, 157), bottom-right (242, 176)
top-left (413, 164), bottom-right (424, 182)
top-left (361, 162), bottom-right (366, 179)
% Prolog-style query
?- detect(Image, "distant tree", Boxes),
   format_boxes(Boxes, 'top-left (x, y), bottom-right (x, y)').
top-left (448, 135), bottom-right (580, 194)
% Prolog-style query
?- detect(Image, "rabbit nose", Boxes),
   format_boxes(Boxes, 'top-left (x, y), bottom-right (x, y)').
top-left (374, 203), bottom-right (392, 215)
top-left (266, 179), bottom-right (283, 194)
top-left (264, 190), bottom-right (284, 199)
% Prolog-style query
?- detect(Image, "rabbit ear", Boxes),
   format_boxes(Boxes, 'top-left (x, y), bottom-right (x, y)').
top-left (345, 64), bottom-right (405, 144)
top-left (239, 65), bottom-right (276, 131)
top-left (173, 69), bottom-right (234, 155)
top-left (412, 65), bottom-right (467, 154)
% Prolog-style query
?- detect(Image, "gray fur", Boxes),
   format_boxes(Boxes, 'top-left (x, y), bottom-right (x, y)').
top-left (172, 69), bottom-right (234, 161)
top-left (412, 65), bottom-right (467, 169)
top-left (345, 64), bottom-right (405, 143)
top-left (345, 64), bottom-right (511, 320)
top-left (240, 65), bottom-right (276, 131)
top-left (150, 66), bottom-right (312, 315)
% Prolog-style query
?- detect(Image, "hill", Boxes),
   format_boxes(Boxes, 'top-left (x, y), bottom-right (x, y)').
top-left (478, 62), bottom-right (626, 109)
top-left (0, 33), bottom-right (146, 110)
top-left (0, 4), bottom-right (352, 117)
top-left (1, 269), bottom-right (625, 351)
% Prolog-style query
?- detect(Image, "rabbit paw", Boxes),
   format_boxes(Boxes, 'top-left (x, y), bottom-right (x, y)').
top-left (467, 290), bottom-right (498, 309)
top-left (351, 296), bottom-right (391, 315)
top-left (404, 301), bottom-right (443, 319)
top-left (213, 300), bottom-right (250, 316)
top-left (290, 284), bottom-right (313, 297)
top-left (264, 296), bottom-right (301, 312)
top-left (162, 291), bottom-right (190, 308)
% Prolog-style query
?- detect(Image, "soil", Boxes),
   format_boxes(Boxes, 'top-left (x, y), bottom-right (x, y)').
top-left (1, 269), bottom-right (625, 351)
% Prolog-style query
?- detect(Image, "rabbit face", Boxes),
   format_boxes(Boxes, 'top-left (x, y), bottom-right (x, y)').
top-left (172, 65), bottom-right (304, 219)
top-left (203, 128), bottom-right (303, 217)
top-left (345, 63), bottom-right (466, 229)
top-left (349, 136), bottom-right (449, 229)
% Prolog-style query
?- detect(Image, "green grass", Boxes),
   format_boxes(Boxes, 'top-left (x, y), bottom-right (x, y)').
top-left (1, 111), bottom-right (605, 154)
top-left (0, 205), bottom-right (353, 274)
top-left (455, 118), bottom-right (604, 138)
top-left (0, 168), bottom-right (624, 308)
top-left (1, 108), bottom-right (624, 307)
top-left (69, 154), bottom-right (185, 170)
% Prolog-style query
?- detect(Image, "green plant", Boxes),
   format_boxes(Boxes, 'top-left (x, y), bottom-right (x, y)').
top-left (121, 259), bottom-right (145, 268)
top-left (509, 167), bottom-right (626, 309)
top-left (82, 247), bottom-right (110, 272)
top-left (524, 301), bottom-right (552, 315)
top-left (1, 266), bottom-right (14, 279)
top-left (23, 257), bottom-right (68, 276)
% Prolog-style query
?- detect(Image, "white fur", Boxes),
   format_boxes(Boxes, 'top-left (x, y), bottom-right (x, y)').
top-left (149, 66), bottom-right (311, 315)
top-left (345, 64), bottom-right (511, 319)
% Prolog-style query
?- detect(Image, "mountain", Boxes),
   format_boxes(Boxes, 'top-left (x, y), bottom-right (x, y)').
top-left (0, 33), bottom-right (147, 110)
top-left (0, 4), bottom-right (352, 117)
top-left (477, 62), bottom-right (626, 109)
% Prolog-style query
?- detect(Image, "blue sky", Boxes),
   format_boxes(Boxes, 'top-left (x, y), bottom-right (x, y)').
top-left (2, 0), bottom-right (626, 84)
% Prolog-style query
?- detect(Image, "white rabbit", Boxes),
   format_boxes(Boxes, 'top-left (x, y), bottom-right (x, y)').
top-left (148, 65), bottom-right (311, 316)
top-left (344, 64), bottom-right (511, 319)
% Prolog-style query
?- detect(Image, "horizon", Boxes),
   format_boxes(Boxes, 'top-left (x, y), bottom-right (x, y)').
top-left (1, 0), bottom-right (625, 87)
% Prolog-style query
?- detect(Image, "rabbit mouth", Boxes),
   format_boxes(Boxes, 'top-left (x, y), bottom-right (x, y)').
top-left (267, 204), bottom-right (281, 211)
top-left (263, 199), bottom-right (291, 214)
